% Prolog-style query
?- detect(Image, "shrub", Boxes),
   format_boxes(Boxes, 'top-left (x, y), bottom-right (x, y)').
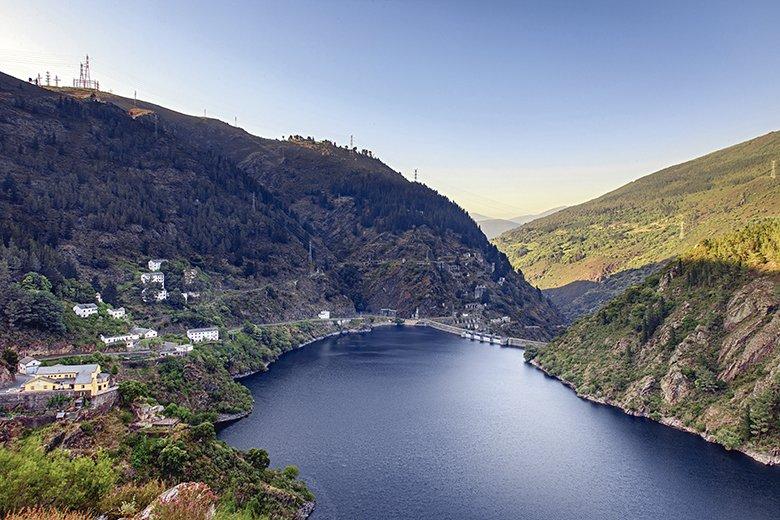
top-left (99, 479), bottom-right (166, 517)
top-left (147, 483), bottom-right (217, 520)
top-left (4, 507), bottom-right (94, 520)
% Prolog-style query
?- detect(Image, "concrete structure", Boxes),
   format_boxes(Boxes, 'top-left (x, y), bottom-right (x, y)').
top-left (474, 284), bottom-right (487, 299)
top-left (148, 259), bottom-right (167, 271)
top-left (73, 303), bottom-right (98, 318)
top-left (100, 332), bottom-right (139, 345)
top-left (380, 308), bottom-right (397, 318)
top-left (187, 326), bottom-right (219, 343)
top-left (17, 356), bottom-right (41, 375)
top-left (22, 364), bottom-right (111, 397)
top-left (141, 272), bottom-right (165, 284)
top-left (107, 307), bottom-right (126, 319)
top-left (318, 310), bottom-right (331, 320)
top-left (130, 326), bottom-right (157, 339)
top-left (159, 342), bottom-right (194, 358)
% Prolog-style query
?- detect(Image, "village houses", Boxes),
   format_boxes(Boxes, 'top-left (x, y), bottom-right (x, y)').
top-left (318, 310), bottom-right (331, 320)
top-left (148, 259), bottom-right (167, 271)
top-left (186, 326), bottom-right (219, 343)
top-left (159, 342), bottom-right (194, 358)
top-left (21, 364), bottom-right (112, 397)
top-left (141, 272), bottom-right (165, 284)
top-left (107, 307), bottom-right (126, 319)
top-left (73, 303), bottom-right (98, 318)
top-left (130, 326), bottom-right (158, 339)
top-left (17, 356), bottom-right (41, 375)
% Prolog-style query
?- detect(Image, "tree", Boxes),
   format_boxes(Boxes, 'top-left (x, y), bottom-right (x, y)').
top-left (101, 281), bottom-right (119, 306)
top-left (1, 349), bottom-right (18, 368)
top-left (159, 444), bottom-right (188, 476)
top-left (19, 272), bottom-right (52, 292)
top-left (282, 465), bottom-right (299, 480)
top-left (191, 421), bottom-right (215, 442)
top-left (117, 380), bottom-right (149, 405)
top-left (6, 290), bottom-right (65, 334)
top-left (246, 448), bottom-right (270, 471)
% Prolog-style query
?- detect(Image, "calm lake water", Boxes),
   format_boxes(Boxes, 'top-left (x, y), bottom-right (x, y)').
top-left (218, 326), bottom-right (780, 520)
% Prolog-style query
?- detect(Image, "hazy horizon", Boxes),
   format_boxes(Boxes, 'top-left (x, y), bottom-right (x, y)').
top-left (2, 0), bottom-right (779, 218)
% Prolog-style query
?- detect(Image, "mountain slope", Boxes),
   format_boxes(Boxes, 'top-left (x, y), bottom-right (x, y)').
top-left (495, 133), bottom-right (780, 319)
top-left (0, 72), bottom-right (561, 342)
top-left (477, 207), bottom-right (567, 239)
top-left (526, 220), bottom-right (780, 463)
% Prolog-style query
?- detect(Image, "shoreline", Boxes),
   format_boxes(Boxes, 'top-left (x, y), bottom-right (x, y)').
top-left (217, 323), bottom-right (385, 519)
top-left (215, 324), bottom-right (382, 424)
top-left (527, 358), bottom-right (780, 467)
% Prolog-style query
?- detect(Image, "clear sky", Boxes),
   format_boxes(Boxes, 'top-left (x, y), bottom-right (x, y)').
top-left (2, 1), bottom-right (780, 218)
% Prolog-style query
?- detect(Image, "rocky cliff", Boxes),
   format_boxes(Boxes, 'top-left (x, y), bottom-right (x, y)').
top-left (526, 220), bottom-right (780, 463)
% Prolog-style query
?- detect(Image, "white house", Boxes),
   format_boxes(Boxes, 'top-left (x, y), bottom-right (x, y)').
top-left (182, 292), bottom-right (200, 302)
top-left (187, 326), bottom-right (219, 343)
top-left (159, 342), bottom-right (194, 357)
top-left (101, 332), bottom-right (139, 345)
top-left (130, 326), bottom-right (158, 339)
top-left (141, 287), bottom-right (168, 302)
top-left (73, 303), bottom-right (98, 318)
top-left (318, 310), bottom-right (331, 320)
top-left (148, 259), bottom-right (167, 271)
top-left (107, 307), bottom-right (126, 319)
top-left (141, 272), bottom-right (165, 285)
top-left (17, 356), bottom-right (41, 375)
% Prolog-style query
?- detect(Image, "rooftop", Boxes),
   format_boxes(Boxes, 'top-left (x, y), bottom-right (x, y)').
top-left (37, 364), bottom-right (100, 384)
top-left (188, 326), bottom-right (218, 333)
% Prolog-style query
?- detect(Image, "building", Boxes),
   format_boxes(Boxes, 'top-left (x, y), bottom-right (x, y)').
top-left (318, 310), bottom-right (331, 320)
top-left (187, 326), bottom-right (219, 343)
top-left (72, 303), bottom-right (98, 318)
top-left (142, 287), bottom-right (168, 302)
top-left (380, 308), bottom-right (397, 318)
top-left (130, 326), bottom-right (157, 339)
top-left (474, 285), bottom-right (487, 300)
top-left (17, 356), bottom-right (41, 375)
top-left (107, 307), bottom-right (126, 319)
top-left (141, 272), bottom-right (165, 284)
top-left (22, 364), bottom-right (111, 397)
top-left (100, 332), bottom-right (139, 345)
top-left (148, 259), bottom-right (167, 271)
top-left (182, 291), bottom-right (200, 302)
top-left (159, 342), bottom-right (194, 358)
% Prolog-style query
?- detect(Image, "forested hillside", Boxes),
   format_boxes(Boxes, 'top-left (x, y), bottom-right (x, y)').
top-left (526, 220), bottom-right (780, 462)
top-left (0, 71), bottom-right (561, 351)
top-left (495, 133), bottom-right (780, 320)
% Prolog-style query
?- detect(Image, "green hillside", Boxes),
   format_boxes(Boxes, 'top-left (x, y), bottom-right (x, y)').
top-left (495, 132), bottom-right (780, 290)
top-left (526, 220), bottom-right (780, 462)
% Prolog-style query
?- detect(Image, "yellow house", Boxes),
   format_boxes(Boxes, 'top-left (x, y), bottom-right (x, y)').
top-left (22, 364), bottom-right (111, 397)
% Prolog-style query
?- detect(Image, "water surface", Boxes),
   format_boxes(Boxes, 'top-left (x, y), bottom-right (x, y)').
top-left (219, 326), bottom-right (780, 519)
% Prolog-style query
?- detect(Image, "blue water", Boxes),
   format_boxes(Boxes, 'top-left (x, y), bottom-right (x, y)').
top-left (218, 326), bottom-right (780, 519)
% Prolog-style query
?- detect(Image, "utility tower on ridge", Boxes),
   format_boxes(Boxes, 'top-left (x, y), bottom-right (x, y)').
top-left (414, 169), bottom-right (418, 182)
top-left (72, 55), bottom-right (99, 89)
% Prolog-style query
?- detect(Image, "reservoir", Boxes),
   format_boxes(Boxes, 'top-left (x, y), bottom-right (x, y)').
top-left (218, 326), bottom-right (780, 519)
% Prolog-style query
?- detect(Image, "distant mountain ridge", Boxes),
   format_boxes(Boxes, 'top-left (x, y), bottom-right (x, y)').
top-left (474, 206), bottom-right (567, 239)
top-left (495, 132), bottom-right (780, 320)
